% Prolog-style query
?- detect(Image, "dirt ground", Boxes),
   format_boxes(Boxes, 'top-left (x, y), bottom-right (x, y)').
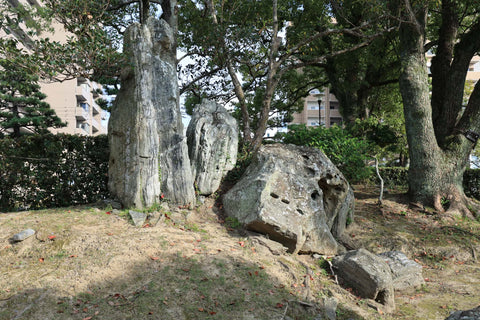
top-left (1, 186), bottom-right (480, 320)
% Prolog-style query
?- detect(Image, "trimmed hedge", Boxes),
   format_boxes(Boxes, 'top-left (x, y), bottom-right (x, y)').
top-left (0, 134), bottom-right (109, 211)
top-left (370, 167), bottom-right (480, 201)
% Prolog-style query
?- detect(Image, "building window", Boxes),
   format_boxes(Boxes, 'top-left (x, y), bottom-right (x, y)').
top-left (308, 117), bottom-right (321, 126)
top-left (307, 101), bottom-right (320, 110)
top-left (79, 103), bottom-right (89, 112)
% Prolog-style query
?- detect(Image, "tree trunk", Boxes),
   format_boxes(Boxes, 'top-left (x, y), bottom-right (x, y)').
top-left (250, 0), bottom-right (280, 152)
top-left (398, 2), bottom-right (476, 217)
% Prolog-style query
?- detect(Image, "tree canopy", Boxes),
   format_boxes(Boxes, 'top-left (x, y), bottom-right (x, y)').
top-left (177, 0), bottom-right (395, 150)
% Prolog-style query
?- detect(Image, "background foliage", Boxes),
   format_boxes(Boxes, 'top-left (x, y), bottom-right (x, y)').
top-left (277, 124), bottom-right (372, 183)
top-left (0, 134), bottom-right (109, 211)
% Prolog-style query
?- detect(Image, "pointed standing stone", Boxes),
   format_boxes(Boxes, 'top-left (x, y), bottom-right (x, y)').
top-left (108, 17), bottom-right (195, 209)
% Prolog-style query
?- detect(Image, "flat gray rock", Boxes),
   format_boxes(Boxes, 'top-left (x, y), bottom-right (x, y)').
top-left (379, 251), bottom-right (424, 290)
top-left (333, 248), bottom-right (395, 313)
top-left (12, 229), bottom-right (35, 242)
top-left (129, 210), bottom-right (147, 227)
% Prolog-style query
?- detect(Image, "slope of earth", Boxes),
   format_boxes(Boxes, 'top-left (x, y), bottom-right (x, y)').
top-left (0, 186), bottom-right (479, 320)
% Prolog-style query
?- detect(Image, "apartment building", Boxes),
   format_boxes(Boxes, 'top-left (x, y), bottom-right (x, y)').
top-left (2, 0), bottom-right (108, 136)
top-left (290, 87), bottom-right (343, 128)
top-left (41, 77), bottom-right (107, 136)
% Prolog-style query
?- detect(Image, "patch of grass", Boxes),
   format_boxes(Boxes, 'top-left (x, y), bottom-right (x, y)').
top-left (184, 222), bottom-right (207, 233)
top-left (416, 283), bottom-right (430, 293)
top-left (225, 216), bottom-right (242, 229)
top-left (316, 257), bottom-right (332, 277)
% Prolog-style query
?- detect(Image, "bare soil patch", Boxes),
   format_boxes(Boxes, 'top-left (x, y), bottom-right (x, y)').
top-left (1, 186), bottom-right (479, 319)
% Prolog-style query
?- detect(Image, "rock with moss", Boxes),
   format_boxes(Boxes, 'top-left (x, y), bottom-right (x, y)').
top-left (187, 99), bottom-right (238, 195)
top-left (223, 144), bottom-right (354, 255)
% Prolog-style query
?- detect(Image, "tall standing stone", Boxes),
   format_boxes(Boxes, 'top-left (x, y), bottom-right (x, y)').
top-left (108, 17), bottom-right (195, 208)
top-left (187, 99), bottom-right (238, 195)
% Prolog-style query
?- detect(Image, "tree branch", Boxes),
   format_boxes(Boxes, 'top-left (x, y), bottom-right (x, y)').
top-left (179, 67), bottom-right (222, 95)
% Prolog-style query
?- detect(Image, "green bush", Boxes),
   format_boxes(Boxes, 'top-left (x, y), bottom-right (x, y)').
top-left (0, 134), bottom-right (109, 211)
top-left (369, 167), bottom-right (408, 189)
top-left (277, 124), bottom-right (372, 183)
top-left (464, 169), bottom-right (480, 201)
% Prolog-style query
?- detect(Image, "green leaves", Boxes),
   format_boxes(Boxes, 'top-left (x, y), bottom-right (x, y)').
top-left (278, 124), bottom-right (372, 182)
top-left (0, 134), bottom-right (109, 211)
top-left (0, 40), bottom-right (66, 138)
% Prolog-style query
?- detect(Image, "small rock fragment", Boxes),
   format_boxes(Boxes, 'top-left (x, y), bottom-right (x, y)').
top-left (129, 210), bottom-right (147, 227)
top-left (12, 229), bottom-right (35, 242)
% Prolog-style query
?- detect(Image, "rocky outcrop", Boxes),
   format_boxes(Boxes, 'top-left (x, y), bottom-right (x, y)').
top-left (187, 99), bottom-right (238, 195)
top-left (333, 248), bottom-right (395, 313)
top-left (108, 17), bottom-right (195, 208)
top-left (223, 144), bottom-right (354, 255)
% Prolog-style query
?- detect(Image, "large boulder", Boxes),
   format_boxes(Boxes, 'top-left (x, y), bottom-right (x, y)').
top-left (187, 99), bottom-right (238, 195)
top-left (223, 144), bottom-right (354, 255)
top-left (332, 248), bottom-right (395, 313)
top-left (108, 17), bottom-right (195, 208)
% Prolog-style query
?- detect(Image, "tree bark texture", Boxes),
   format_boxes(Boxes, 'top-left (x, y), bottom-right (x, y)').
top-left (398, 2), bottom-right (479, 216)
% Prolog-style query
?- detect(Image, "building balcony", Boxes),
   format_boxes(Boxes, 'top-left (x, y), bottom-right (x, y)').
top-left (91, 118), bottom-right (100, 133)
top-left (76, 122), bottom-right (90, 135)
top-left (92, 101), bottom-right (101, 115)
top-left (329, 109), bottom-right (342, 117)
top-left (76, 103), bottom-right (90, 121)
top-left (75, 83), bottom-right (90, 102)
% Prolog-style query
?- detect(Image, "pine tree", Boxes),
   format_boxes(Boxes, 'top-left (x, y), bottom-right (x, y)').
top-left (0, 41), bottom-right (65, 138)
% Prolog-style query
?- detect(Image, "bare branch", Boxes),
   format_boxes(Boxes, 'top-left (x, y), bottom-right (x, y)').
top-left (179, 66), bottom-right (222, 95)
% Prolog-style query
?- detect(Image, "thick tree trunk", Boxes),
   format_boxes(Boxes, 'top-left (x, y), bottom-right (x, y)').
top-left (398, 3), bottom-right (476, 217)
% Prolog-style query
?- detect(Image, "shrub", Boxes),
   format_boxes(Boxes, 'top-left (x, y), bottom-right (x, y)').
top-left (370, 167), bottom-right (408, 189)
top-left (464, 169), bottom-right (480, 201)
top-left (0, 134), bottom-right (109, 211)
top-left (277, 124), bottom-right (372, 183)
